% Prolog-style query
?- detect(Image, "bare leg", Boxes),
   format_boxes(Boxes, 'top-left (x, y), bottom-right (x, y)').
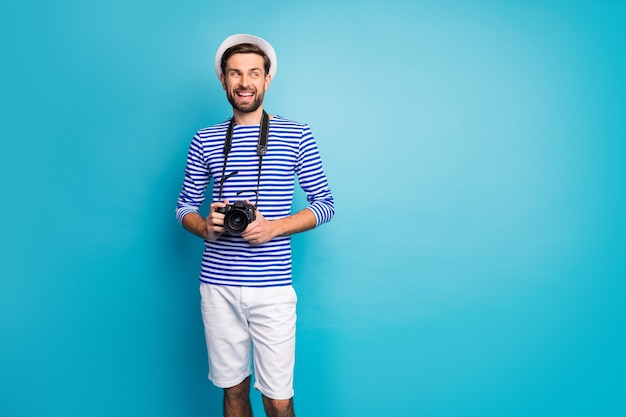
top-left (224, 376), bottom-right (253, 417)
top-left (262, 395), bottom-right (295, 417)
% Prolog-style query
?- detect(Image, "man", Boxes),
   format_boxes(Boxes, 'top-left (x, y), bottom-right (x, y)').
top-left (176, 34), bottom-right (334, 417)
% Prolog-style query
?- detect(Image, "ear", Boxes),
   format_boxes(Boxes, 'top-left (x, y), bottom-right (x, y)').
top-left (264, 74), bottom-right (272, 91)
top-left (220, 73), bottom-right (227, 90)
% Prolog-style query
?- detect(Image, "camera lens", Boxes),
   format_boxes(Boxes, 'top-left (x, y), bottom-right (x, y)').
top-left (224, 210), bottom-right (248, 234)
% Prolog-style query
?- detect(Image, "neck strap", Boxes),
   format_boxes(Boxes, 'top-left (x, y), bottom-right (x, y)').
top-left (217, 111), bottom-right (270, 207)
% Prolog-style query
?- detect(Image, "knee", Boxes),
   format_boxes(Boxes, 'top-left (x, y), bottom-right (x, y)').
top-left (263, 397), bottom-right (294, 417)
top-left (224, 376), bottom-right (251, 400)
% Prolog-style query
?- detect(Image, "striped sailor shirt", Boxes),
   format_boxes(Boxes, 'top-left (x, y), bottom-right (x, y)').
top-left (176, 115), bottom-right (334, 287)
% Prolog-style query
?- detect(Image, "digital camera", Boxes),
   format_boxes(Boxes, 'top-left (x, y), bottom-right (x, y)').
top-left (215, 200), bottom-right (256, 234)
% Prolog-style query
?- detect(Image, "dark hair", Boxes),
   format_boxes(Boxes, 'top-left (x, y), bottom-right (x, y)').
top-left (220, 43), bottom-right (271, 76)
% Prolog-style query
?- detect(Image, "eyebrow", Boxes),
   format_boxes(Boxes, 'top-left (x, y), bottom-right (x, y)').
top-left (228, 67), bottom-right (263, 73)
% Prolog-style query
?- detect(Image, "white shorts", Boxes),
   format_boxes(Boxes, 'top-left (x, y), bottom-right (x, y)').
top-left (199, 283), bottom-right (298, 400)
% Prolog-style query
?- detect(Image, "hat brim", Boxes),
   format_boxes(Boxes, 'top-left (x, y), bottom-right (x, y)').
top-left (214, 34), bottom-right (277, 80)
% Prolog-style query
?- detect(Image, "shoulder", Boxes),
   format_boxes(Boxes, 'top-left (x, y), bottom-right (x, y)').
top-left (195, 119), bottom-right (231, 139)
top-left (271, 115), bottom-right (309, 128)
top-left (270, 115), bottom-right (311, 135)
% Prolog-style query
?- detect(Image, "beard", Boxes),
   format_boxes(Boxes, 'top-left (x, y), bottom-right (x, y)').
top-left (226, 87), bottom-right (265, 113)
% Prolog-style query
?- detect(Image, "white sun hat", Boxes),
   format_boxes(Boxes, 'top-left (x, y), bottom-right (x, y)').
top-left (214, 34), bottom-right (277, 80)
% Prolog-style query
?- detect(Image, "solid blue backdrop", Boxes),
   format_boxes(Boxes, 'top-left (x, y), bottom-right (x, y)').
top-left (1, 0), bottom-right (624, 416)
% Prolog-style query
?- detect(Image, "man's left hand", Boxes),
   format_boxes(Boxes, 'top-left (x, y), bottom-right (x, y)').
top-left (241, 206), bottom-right (278, 245)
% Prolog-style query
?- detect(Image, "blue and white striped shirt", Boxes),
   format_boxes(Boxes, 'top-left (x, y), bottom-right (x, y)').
top-left (176, 115), bottom-right (334, 287)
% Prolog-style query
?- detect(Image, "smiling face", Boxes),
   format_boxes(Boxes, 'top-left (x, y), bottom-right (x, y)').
top-left (221, 52), bottom-right (271, 114)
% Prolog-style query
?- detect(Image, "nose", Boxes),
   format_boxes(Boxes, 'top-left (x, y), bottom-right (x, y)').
top-left (239, 74), bottom-right (250, 87)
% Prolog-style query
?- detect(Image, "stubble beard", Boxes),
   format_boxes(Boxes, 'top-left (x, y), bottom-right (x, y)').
top-left (227, 88), bottom-right (265, 113)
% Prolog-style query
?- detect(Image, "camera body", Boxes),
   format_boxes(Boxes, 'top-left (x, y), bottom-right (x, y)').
top-left (215, 200), bottom-right (256, 234)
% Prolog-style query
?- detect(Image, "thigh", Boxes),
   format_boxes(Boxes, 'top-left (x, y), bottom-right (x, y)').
top-left (199, 283), bottom-right (253, 388)
top-left (247, 285), bottom-right (298, 400)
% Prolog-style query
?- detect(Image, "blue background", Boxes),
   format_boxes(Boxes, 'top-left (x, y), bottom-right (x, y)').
top-left (1, 0), bottom-right (624, 416)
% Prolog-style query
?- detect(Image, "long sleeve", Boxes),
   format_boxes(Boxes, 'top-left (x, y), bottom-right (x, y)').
top-left (296, 126), bottom-right (334, 226)
top-left (176, 134), bottom-right (212, 224)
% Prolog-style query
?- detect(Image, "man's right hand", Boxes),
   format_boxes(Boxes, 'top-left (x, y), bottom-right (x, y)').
top-left (206, 200), bottom-right (229, 240)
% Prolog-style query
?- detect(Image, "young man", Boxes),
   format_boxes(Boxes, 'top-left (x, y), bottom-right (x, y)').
top-left (176, 34), bottom-right (334, 417)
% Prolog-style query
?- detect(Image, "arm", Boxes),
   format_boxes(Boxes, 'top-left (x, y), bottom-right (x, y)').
top-left (182, 201), bottom-right (228, 241)
top-left (295, 125), bottom-right (334, 226)
top-left (241, 125), bottom-right (334, 245)
top-left (272, 207), bottom-right (318, 236)
top-left (241, 206), bottom-right (317, 245)
top-left (176, 133), bottom-right (228, 240)
top-left (182, 212), bottom-right (210, 240)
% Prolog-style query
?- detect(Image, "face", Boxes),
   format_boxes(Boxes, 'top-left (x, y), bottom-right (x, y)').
top-left (221, 53), bottom-right (271, 113)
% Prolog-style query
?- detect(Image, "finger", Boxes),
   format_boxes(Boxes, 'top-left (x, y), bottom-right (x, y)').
top-left (208, 221), bottom-right (224, 233)
top-left (210, 202), bottom-right (226, 214)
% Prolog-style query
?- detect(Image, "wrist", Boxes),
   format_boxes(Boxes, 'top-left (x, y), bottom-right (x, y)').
top-left (270, 217), bottom-right (287, 238)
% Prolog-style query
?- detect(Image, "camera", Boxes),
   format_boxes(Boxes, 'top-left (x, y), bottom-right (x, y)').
top-left (215, 200), bottom-right (256, 234)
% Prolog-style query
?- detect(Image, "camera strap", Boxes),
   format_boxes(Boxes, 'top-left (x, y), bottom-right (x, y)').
top-left (217, 111), bottom-right (270, 208)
